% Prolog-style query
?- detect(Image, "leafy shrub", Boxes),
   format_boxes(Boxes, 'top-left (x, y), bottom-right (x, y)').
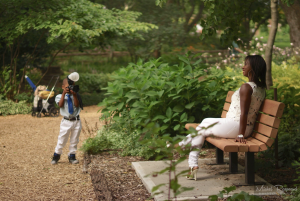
top-left (81, 111), bottom-right (156, 159)
top-left (0, 100), bottom-right (31, 116)
top-left (99, 55), bottom-right (241, 138)
top-left (78, 73), bottom-right (111, 94)
top-left (15, 92), bottom-right (33, 102)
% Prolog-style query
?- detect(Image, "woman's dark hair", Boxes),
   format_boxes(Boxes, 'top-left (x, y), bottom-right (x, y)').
top-left (245, 55), bottom-right (267, 88)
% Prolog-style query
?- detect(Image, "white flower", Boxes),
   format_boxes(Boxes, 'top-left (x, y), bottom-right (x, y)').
top-left (244, 52), bottom-right (247, 55)
top-left (218, 52), bottom-right (221, 56)
top-left (223, 60), bottom-right (227, 63)
top-left (228, 47), bottom-right (231, 50)
top-left (260, 48), bottom-right (263, 51)
top-left (287, 54), bottom-right (290, 57)
top-left (291, 43), bottom-right (294, 46)
top-left (255, 38), bottom-right (258, 41)
top-left (296, 51), bottom-right (299, 55)
top-left (260, 36), bottom-right (264, 39)
top-left (232, 54), bottom-right (235, 56)
top-left (216, 66), bottom-right (220, 69)
top-left (239, 64), bottom-right (242, 66)
top-left (252, 53), bottom-right (255, 55)
top-left (263, 44), bottom-right (267, 47)
top-left (237, 38), bottom-right (241, 41)
top-left (256, 42), bottom-right (261, 47)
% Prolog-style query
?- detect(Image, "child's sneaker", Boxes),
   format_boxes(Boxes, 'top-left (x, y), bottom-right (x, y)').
top-left (51, 153), bottom-right (60, 165)
top-left (68, 154), bottom-right (79, 164)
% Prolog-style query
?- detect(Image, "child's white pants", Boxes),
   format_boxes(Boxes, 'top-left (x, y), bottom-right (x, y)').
top-left (55, 118), bottom-right (82, 155)
top-left (179, 118), bottom-right (239, 168)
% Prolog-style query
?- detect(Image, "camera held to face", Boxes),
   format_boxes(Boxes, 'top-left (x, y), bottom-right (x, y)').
top-left (67, 72), bottom-right (80, 93)
top-left (67, 84), bottom-right (79, 93)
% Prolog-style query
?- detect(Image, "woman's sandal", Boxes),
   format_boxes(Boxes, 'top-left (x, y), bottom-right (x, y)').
top-left (186, 166), bottom-right (199, 181)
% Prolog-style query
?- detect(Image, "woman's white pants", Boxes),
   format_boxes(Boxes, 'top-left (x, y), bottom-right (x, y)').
top-left (179, 118), bottom-right (239, 168)
top-left (55, 118), bottom-right (82, 155)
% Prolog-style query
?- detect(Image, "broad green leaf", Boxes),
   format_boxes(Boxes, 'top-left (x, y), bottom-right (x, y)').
top-left (174, 124), bottom-right (180, 131)
top-left (166, 107), bottom-right (172, 118)
top-left (173, 105), bottom-right (184, 113)
top-left (116, 102), bottom-right (124, 110)
top-left (180, 112), bottom-right (187, 122)
top-left (185, 102), bottom-right (195, 109)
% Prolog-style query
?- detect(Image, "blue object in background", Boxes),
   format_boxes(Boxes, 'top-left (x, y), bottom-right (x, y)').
top-left (25, 75), bottom-right (36, 91)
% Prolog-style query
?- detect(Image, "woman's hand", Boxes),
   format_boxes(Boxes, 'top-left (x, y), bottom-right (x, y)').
top-left (235, 136), bottom-right (247, 144)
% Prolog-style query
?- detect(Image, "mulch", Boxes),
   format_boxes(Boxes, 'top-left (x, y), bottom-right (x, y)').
top-left (87, 152), bottom-right (153, 201)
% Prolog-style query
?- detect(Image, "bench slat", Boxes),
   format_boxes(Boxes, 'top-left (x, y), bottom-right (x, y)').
top-left (226, 139), bottom-right (260, 152)
top-left (247, 137), bottom-right (268, 151)
top-left (223, 102), bottom-right (231, 111)
top-left (221, 110), bottom-right (227, 118)
top-left (252, 132), bottom-right (274, 147)
top-left (225, 91), bottom-right (235, 103)
top-left (225, 139), bottom-right (248, 152)
top-left (260, 100), bottom-right (285, 118)
top-left (257, 113), bottom-right (281, 129)
top-left (254, 122), bottom-right (278, 138)
top-left (206, 137), bottom-right (239, 152)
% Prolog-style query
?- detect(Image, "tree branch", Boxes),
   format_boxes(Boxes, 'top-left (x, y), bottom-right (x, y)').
top-left (185, 2), bottom-right (204, 33)
top-left (36, 39), bottom-right (74, 86)
top-left (184, 0), bottom-right (196, 32)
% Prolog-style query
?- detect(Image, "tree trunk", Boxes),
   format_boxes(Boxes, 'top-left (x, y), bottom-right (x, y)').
top-left (265, 0), bottom-right (278, 89)
top-left (280, 0), bottom-right (300, 47)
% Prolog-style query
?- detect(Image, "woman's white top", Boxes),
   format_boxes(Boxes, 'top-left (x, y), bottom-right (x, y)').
top-left (226, 82), bottom-right (265, 138)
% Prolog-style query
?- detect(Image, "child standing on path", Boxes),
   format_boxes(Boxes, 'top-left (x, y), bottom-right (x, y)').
top-left (51, 73), bottom-right (82, 165)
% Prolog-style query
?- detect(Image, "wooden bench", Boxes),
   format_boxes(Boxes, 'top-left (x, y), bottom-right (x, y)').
top-left (185, 91), bottom-right (285, 185)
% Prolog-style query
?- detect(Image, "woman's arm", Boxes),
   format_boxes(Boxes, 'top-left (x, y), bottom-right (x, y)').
top-left (236, 83), bottom-right (253, 143)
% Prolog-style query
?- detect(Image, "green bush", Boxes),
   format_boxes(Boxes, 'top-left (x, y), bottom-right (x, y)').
top-left (0, 100), bottom-right (31, 116)
top-left (81, 110), bottom-right (156, 159)
top-left (99, 55), bottom-right (242, 137)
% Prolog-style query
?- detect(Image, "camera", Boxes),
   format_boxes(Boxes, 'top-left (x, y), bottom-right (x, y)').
top-left (67, 72), bottom-right (80, 93)
top-left (67, 84), bottom-right (79, 93)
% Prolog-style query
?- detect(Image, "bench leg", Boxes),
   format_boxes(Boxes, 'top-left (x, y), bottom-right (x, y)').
top-left (245, 152), bottom-right (255, 184)
top-left (216, 147), bottom-right (224, 164)
top-left (229, 152), bottom-right (238, 173)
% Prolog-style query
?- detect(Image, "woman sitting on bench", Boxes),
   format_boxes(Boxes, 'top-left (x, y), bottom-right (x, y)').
top-left (179, 55), bottom-right (267, 180)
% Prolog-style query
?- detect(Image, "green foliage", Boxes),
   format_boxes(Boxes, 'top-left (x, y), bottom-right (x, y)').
top-left (0, 0), bottom-right (156, 100)
top-left (81, 110), bottom-right (156, 159)
top-left (78, 73), bottom-right (111, 94)
top-left (14, 92), bottom-right (32, 103)
top-left (99, 54), bottom-right (241, 137)
top-left (0, 100), bottom-right (31, 116)
top-left (208, 186), bottom-right (263, 201)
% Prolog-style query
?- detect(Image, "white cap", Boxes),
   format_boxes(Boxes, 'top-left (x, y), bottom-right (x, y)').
top-left (25, 75), bottom-right (28, 78)
top-left (68, 72), bottom-right (79, 82)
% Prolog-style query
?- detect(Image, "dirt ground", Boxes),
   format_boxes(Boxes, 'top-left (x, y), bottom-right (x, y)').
top-left (0, 106), bottom-right (102, 200)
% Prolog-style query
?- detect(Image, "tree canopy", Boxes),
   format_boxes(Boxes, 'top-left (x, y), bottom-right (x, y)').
top-left (0, 0), bottom-right (156, 99)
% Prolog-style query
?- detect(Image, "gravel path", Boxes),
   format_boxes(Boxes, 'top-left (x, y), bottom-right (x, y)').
top-left (0, 106), bottom-right (101, 200)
